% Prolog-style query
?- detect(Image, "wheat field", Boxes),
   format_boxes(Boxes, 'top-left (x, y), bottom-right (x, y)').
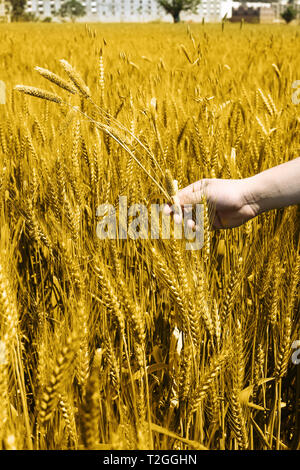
top-left (0, 22), bottom-right (299, 451)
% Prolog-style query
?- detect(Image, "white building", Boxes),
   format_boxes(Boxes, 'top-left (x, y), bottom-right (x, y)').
top-left (0, 0), bottom-right (10, 21)
top-left (271, 0), bottom-right (300, 20)
top-left (25, 0), bottom-right (164, 20)
top-left (182, 0), bottom-right (233, 22)
top-left (24, 0), bottom-right (234, 22)
top-left (231, 1), bottom-right (300, 21)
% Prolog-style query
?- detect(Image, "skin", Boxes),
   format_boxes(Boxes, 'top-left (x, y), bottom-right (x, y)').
top-left (164, 157), bottom-right (300, 229)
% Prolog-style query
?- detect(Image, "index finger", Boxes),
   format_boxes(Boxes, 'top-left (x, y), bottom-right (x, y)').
top-left (177, 180), bottom-right (206, 205)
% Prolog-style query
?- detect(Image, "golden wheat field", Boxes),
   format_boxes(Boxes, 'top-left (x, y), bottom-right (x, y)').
top-left (0, 22), bottom-right (299, 451)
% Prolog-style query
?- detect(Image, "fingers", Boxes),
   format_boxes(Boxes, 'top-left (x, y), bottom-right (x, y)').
top-left (162, 180), bottom-right (212, 235)
top-left (163, 201), bottom-right (184, 224)
top-left (163, 204), bottom-right (172, 216)
top-left (163, 180), bottom-right (207, 222)
top-left (163, 202), bottom-right (198, 229)
top-left (176, 180), bottom-right (206, 205)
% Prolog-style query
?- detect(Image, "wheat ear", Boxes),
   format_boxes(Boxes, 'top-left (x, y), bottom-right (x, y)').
top-left (34, 66), bottom-right (77, 94)
top-left (14, 85), bottom-right (62, 104)
top-left (60, 59), bottom-right (91, 99)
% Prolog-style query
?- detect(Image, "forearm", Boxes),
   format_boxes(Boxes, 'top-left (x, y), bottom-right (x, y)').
top-left (245, 158), bottom-right (300, 215)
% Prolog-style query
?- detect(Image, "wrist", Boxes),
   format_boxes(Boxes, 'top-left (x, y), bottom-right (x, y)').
top-left (243, 170), bottom-right (286, 216)
top-left (242, 174), bottom-right (267, 217)
top-left (242, 158), bottom-right (300, 216)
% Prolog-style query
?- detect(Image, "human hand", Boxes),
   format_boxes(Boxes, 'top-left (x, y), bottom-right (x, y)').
top-left (164, 178), bottom-right (258, 229)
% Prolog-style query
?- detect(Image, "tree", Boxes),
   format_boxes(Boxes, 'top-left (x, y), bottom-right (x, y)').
top-left (156, 0), bottom-right (201, 23)
top-left (58, 0), bottom-right (86, 22)
top-left (9, 0), bottom-right (26, 21)
top-left (281, 5), bottom-right (297, 23)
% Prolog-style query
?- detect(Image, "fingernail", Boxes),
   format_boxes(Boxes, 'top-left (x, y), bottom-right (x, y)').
top-left (186, 219), bottom-right (195, 229)
top-left (174, 213), bottom-right (182, 225)
top-left (163, 205), bottom-right (171, 215)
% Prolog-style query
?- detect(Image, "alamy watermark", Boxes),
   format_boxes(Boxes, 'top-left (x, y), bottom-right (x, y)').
top-left (292, 80), bottom-right (300, 105)
top-left (96, 196), bottom-right (204, 250)
top-left (0, 81), bottom-right (6, 105)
